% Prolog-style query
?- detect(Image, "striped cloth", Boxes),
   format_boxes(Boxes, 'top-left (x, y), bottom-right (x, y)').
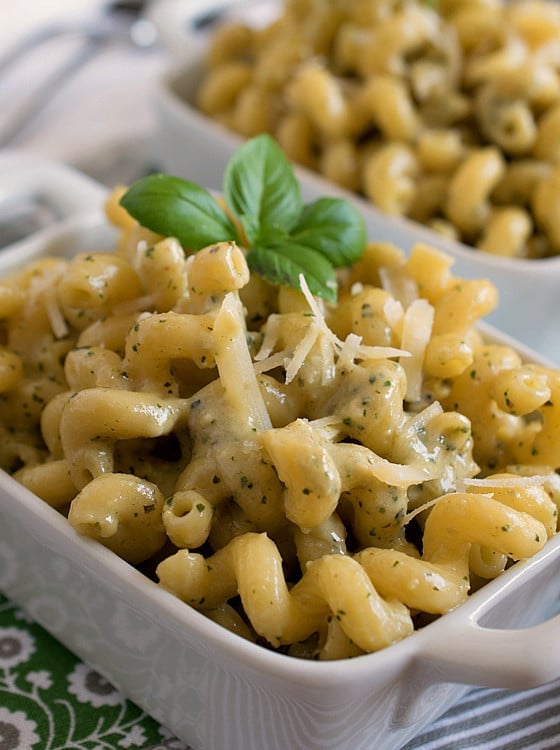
top-left (404, 681), bottom-right (560, 750)
top-left (143, 680), bottom-right (560, 749)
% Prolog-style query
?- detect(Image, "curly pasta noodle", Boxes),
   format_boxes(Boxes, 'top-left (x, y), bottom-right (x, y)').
top-left (1, 187), bottom-right (559, 660)
top-left (195, 0), bottom-right (560, 258)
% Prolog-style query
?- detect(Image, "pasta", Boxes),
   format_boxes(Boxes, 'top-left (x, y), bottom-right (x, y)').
top-left (1, 183), bottom-right (559, 662)
top-left (195, 0), bottom-right (560, 258)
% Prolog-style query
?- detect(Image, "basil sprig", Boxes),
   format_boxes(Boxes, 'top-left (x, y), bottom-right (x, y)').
top-left (119, 134), bottom-right (366, 302)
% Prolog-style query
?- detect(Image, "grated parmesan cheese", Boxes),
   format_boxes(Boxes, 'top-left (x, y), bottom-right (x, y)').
top-left (44, 286), bottom-right (69, 339)
top-left (298, 274), bottom-right (409, 361)
top-left (400, 298), bottom-right (434, 403)
top-left (403, 494), bottom-right (452, 525)
top-left (253, 275), bottom-right (412, 386)
top-left (113, 294), bottom-right (157, 316)
top-left (337, 332), bottom-right (363, 373)
top-left (460, 475), bottom-right (555, 489)
top-left (254, 314), bottom-right (282, 362)
top-left (383, 297), bottom-right (404, 334)
top-left (379, 265), bottom-right (419, 308)
top-left (253, 351), bottom-right (290, 374)
top-left (285, 321), bottom-right (321, 384)
top-left (364, 452), bottom-right (431, 487)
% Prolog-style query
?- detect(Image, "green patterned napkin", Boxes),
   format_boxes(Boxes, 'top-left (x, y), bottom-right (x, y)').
top-left (0, 593), bottom-right (189, 750)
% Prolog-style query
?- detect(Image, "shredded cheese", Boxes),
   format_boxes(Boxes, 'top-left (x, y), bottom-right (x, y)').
top-left (299, 274), bottom-right (409, 360)
top-left (254, 275), bottom-right (412, 387)
top-left (400, 298), bottom-right (434, 403)
top-left (337, 332), bottom-right (363, 372)
top-left (299, 274), bottom-right (339, 345)
top-left (253, 351), bottom-right (290, 374)
top-left (44, 286), bottom-right (69, 339)
top-left (113, 295), bottom-right (157, 316)
top-left (285, 320), bottom-right (321, 384)
top-left (460, 475), bottom-right (555, 489)
top-left (383, 296), bottom-right (404, 335)
top-left (407, 474), bottom-right (554, 526)
top-left (402, 401), bottom-right (444, 441)
top-left (379, 265), bottom-right (419, 308)
top-left (365, 452), bottom-right (431, 487)
top-left (403, 494), bottom-right (452, 525)
top-left (254, 314), bottom-right (281, 361)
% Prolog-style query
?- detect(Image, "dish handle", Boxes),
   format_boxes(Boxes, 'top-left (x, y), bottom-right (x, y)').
top-left (0, 154), bottom-right (106, 249)
top-left (419, 612), bottom-right (560, 689)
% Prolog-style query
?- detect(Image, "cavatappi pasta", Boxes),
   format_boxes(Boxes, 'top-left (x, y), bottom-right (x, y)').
top-left (2, 186), bottom-right (559, 660)
top-left (195, 0), bottom-right (560, 259)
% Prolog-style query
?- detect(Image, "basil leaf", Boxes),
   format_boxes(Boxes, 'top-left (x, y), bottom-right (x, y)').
top-left (119, 136), bottom-right (368, 302)
top-left (119, 174), bottom-right (238, 249)
top-left (250, 220), bottom-right (291, 246)
top-left (291, 197), bottom-right (366, 267)
top-left (223, 134), bottom-right (302, 233)
top-left (247, 240), bottom-right (337, 302)
top-left (238, 213), bottom-right (262, 246)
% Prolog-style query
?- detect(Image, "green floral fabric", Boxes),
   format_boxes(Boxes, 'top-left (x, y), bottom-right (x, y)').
top-left (0, 593), bottom-right (189, 750)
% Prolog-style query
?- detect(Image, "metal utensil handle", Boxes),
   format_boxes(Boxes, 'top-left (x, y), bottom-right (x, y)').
top-left (0, 38), bottom-right (104, 148)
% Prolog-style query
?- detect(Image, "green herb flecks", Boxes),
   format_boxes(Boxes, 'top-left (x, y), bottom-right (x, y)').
top-left (119, 134), bottom-right (366, 301)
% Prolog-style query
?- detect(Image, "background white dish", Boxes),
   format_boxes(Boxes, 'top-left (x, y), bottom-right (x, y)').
top-left (148, 0), bottom-right (560, 366)
top-left (1, 156), bottom-right (560, 750)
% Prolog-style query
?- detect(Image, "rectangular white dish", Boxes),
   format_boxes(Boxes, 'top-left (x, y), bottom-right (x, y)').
top-left (1, 156), bottom-right (560, 750)
top-left (149, 0), bottom-right (560, 365)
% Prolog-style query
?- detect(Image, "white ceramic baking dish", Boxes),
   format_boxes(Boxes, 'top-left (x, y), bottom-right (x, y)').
top-left (1, 156), bottom-right (560, 750)
top-left (149, 0), bottom-right (560, 365)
